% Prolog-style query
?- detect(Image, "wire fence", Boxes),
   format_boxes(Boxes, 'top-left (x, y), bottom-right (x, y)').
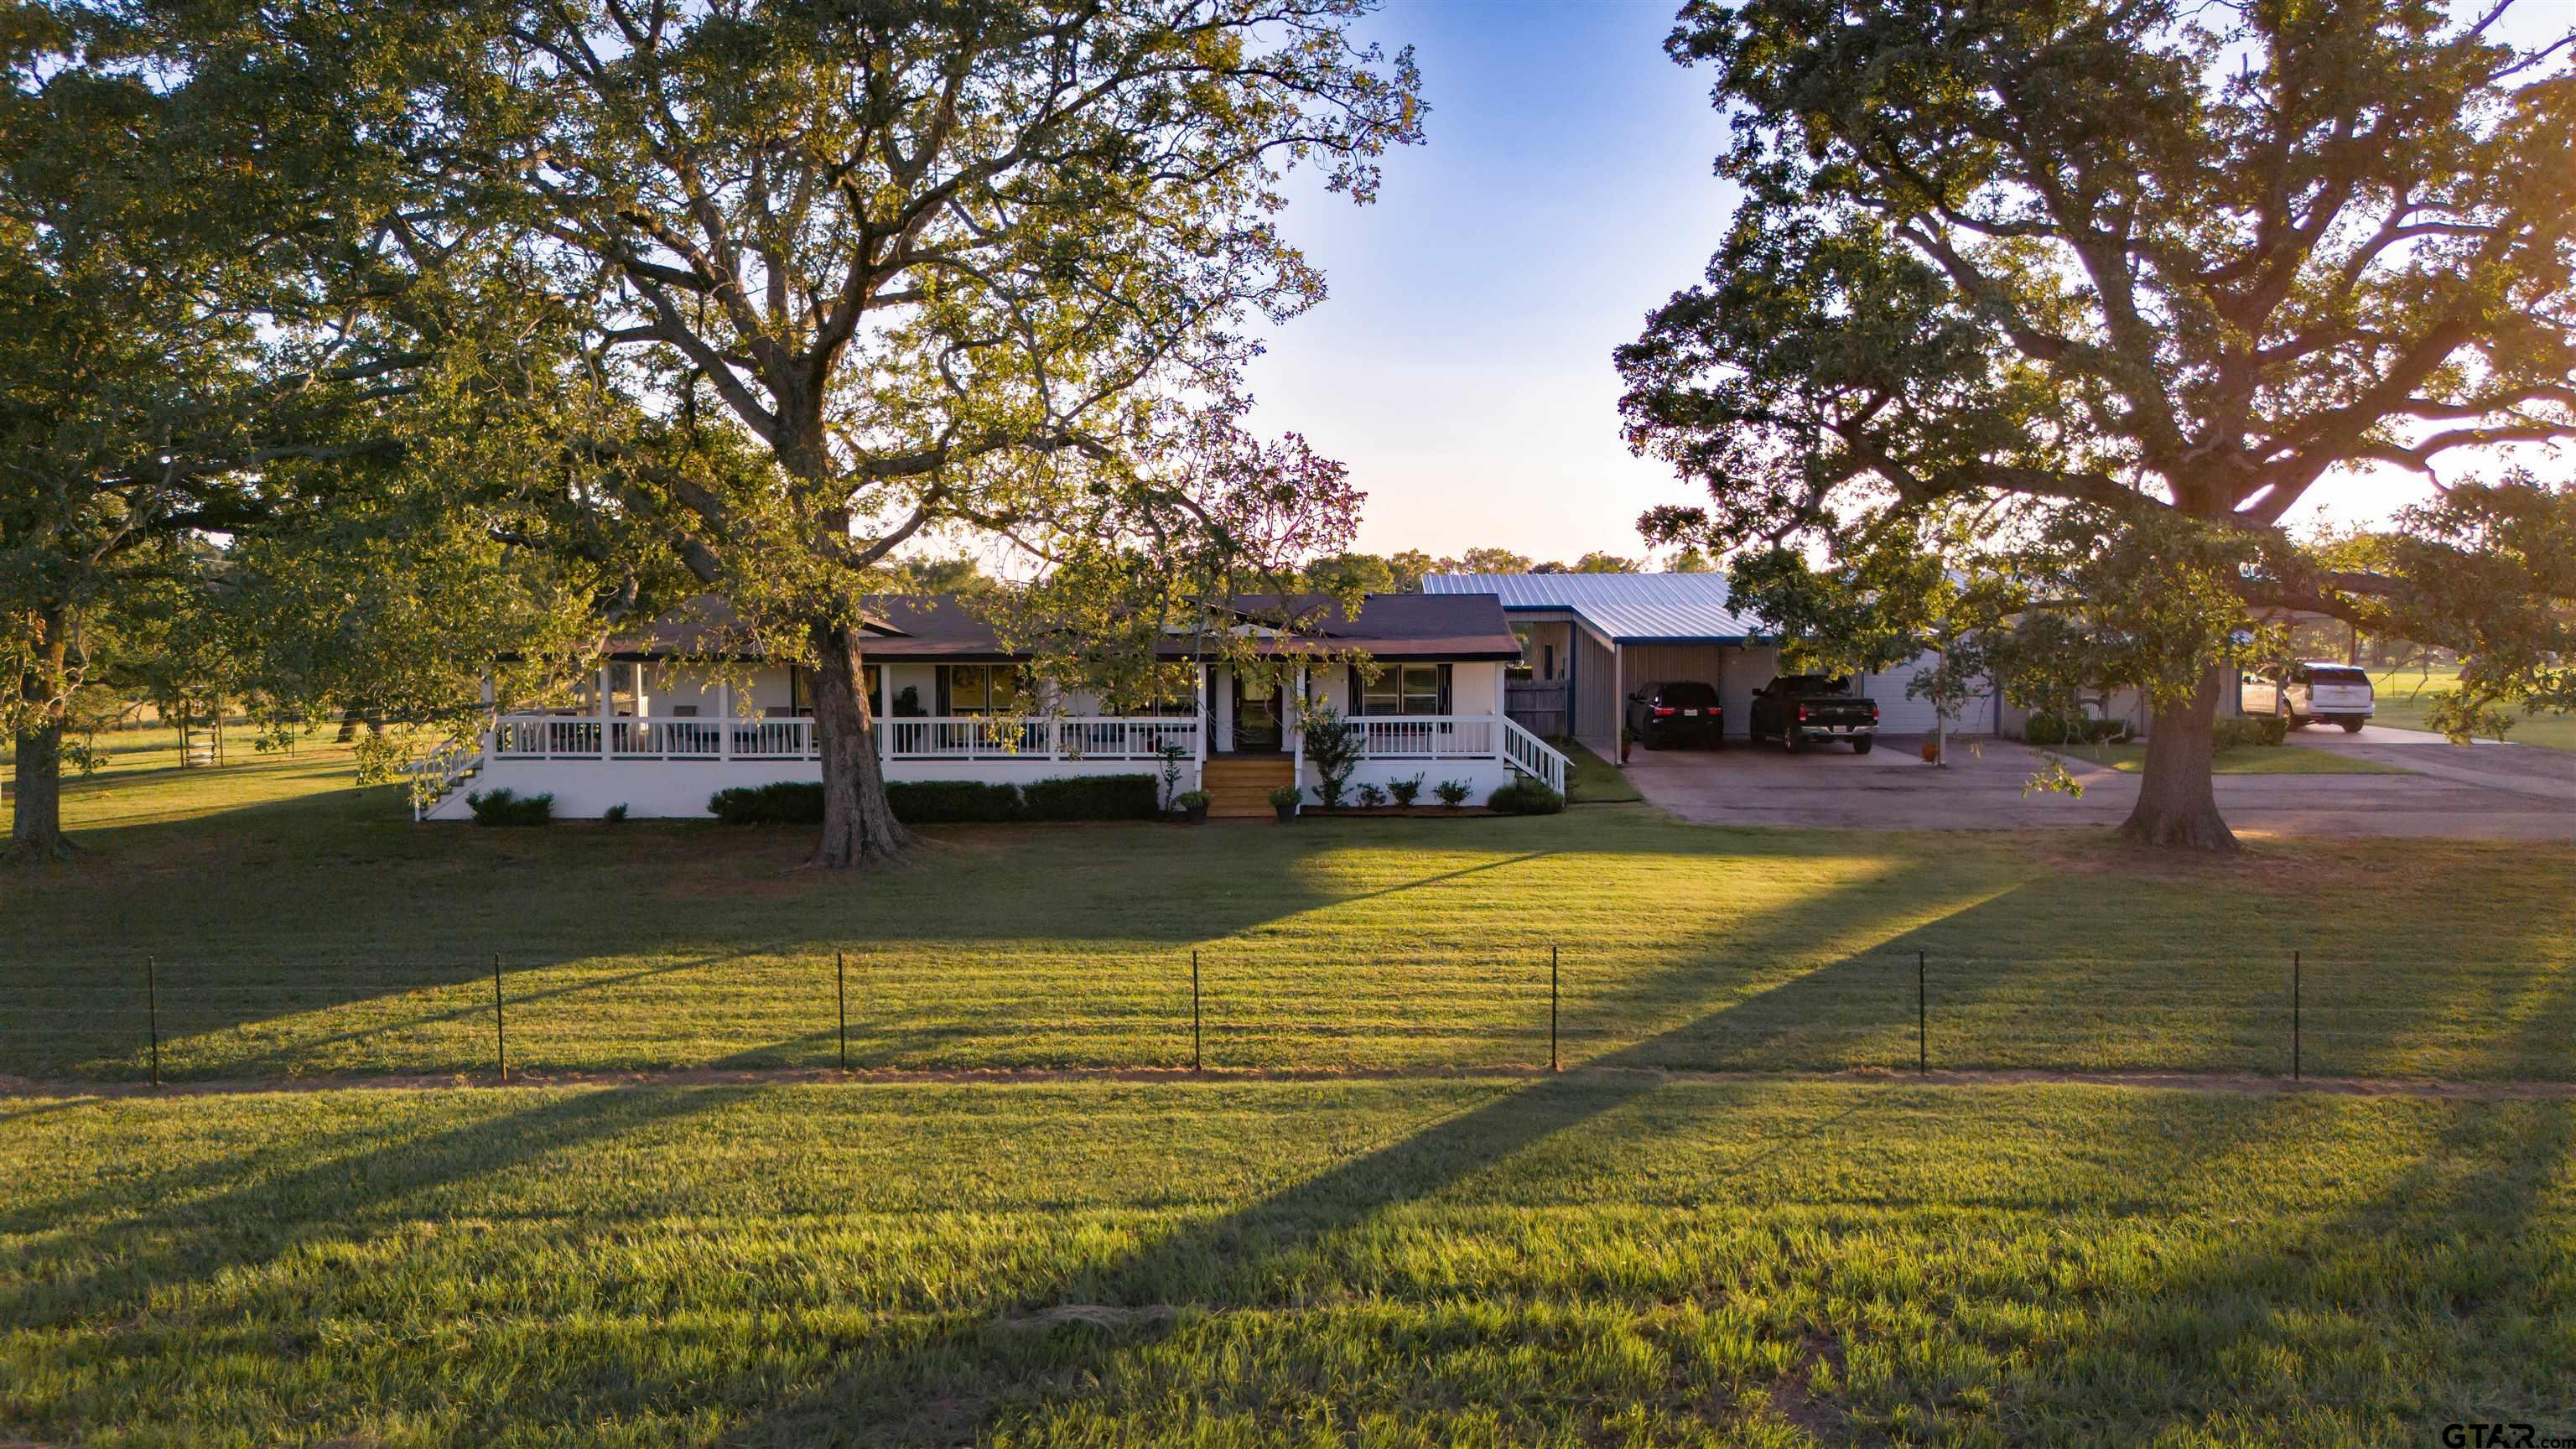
top-left (6, 945), bottom-right (2566, 1087)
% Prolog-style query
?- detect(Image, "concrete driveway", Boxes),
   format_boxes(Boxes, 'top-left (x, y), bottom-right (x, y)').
top-left (1619, 730), bottom-right (2574, 840)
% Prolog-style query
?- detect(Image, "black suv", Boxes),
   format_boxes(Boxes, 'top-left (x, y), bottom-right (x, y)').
top-left (1625, 681), bottom-right (1725, 750)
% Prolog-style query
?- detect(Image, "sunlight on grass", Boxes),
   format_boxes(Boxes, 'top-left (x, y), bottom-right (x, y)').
top-left (3, 1078), bottom-right (2569, 1446)
top-left (5, 735), bottom-right (2572, 1083)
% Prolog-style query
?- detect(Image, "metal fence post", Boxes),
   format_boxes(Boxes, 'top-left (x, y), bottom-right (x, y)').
top-left (1917, 949), bottom-right (1928, 1075)
top-left (1192, 950), bottom-right (1203, 1072)
top-left (145, 953), bottom-right (161, 1088)
top-left (837, 950), bottom-right (849, 1072)
top-left (2293, 949), bottom-right (2302, 1082)
top-left (1550, 944), bottom-right (1560, 1073)
top-left (492, 953), bottom-right (506, 1083)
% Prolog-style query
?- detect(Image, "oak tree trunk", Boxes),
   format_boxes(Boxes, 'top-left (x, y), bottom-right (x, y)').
top-left (7, 622), bottom-right (73, 862)
top-left (2116, 665), bottom-right (2240, 852)
top-left (806, 621), bottom-right (912, 869)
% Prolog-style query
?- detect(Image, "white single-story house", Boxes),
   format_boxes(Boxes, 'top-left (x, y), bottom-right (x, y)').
top-left (1422, 573), bottom-right (1997, 757)
top-left (418, 592), bottom-right (1566, 820)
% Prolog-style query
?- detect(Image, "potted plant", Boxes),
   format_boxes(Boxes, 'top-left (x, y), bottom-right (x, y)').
top-left (1176, 788), bottom-right (1211, 824)
top-left (1919, 736), bottom-right (1940, 764)
top-left (1620, 723), bottom-right (1637, 765)
top-left (1433, 779), bottom-right (1470, 809)
top-left (1268, 783), bottom-right (1302, 823)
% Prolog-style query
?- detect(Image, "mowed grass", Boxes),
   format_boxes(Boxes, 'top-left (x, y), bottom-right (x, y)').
top-left (3, 1077), bottom-right (2571, 1446)
top-left (2368, 664), bottom-right (2576, 752)
top-left (6, 732), bottom-right (2573, 1083)
top-left (1557, 737), bottom-right (1645, 804)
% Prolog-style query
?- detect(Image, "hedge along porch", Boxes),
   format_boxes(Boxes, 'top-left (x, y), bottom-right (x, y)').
top-left (417, 592), bottom-right (1566, 820)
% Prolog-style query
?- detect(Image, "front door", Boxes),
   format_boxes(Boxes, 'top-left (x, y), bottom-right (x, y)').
top-left (1233, 673), bottom-right (1283, 752)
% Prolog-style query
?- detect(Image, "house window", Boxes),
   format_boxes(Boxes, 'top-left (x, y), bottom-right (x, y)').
top-left (787, 665), bottom-right (882, 717)
top-left (1363, 663), bottom-right (1446, 716)
top-left (943, 664), bottom-right (1026, 715)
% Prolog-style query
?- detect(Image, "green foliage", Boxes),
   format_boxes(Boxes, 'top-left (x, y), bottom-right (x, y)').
top-left (2213, 717), bottom-right (2290, 750)
top-left (602, 803), bottom-right (629, 824)
top-left (1174, 790), bottom-right (1211, 811)
top-left (1268, 784), bottom-right (1303, 809)
top-left (1355, 783), bottom-right (1388, 808)
top-left (708, 783), bottom-right (826, 826)
top-left (1022, 775), bottom-right (1158, 823)
top-left (1297, 699), bottom-right (1368, 808)
top-left (1433, 779), bottom-right (1471, 808)
top-left (710, 776), bottom-right (1154, 826)
top-left (465, 787), bottom-right (552, 827)
top-left (889, 782), bottom-right (1026, 825)
top-left (1621, 0), bottom-right (2576, 841)
top-left (1488, 780), bottom-right (1565, 815)
top-left (1387, 775), bottom-right (1425, 807)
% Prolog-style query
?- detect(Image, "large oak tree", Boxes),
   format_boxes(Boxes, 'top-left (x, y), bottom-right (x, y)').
top-left (1618, 0), bottom-right (2576, 849)
top-left (369, 0), bottom-right (1421, 866)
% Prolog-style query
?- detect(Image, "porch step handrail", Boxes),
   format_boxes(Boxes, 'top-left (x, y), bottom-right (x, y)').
top-left (1499, 717), bottom-right (1571, 796)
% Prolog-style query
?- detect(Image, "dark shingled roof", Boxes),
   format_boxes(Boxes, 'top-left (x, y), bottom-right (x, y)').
top-left (609, 592), bottom-right (1523, 663)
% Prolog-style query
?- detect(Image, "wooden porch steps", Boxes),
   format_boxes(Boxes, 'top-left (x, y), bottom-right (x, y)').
top-left (1202, 756), bottom-right (1295, 818)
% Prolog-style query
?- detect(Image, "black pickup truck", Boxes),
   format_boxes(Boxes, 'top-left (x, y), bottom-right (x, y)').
top-left (1748, 675), bottom-right (1879, 754)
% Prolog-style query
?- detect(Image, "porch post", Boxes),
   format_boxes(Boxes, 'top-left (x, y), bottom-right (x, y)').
top-left (1193, 665), bottom-right (1209, 766)
top-left (716, 678), bottom-right (733, 762)
top-left (479, 673), bottom-right (496, 756)
top-left (1291, 664), bottom-right (1307, 789)
top-left (595, 663), bottom-right (613, 760)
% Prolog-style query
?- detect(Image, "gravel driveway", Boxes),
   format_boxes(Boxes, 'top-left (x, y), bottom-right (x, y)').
top-left (1618, 728), bottom-right (2574, 840)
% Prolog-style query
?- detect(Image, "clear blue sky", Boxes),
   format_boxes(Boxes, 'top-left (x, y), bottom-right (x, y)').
top-left (1244, 0), bottom-right (1737, 563)
top-left (1244, 0), bottom-right (2552, 563)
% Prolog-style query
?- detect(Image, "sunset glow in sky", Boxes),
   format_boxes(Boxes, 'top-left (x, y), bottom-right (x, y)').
top-left (1243, 0), bottom-right (2560, 562)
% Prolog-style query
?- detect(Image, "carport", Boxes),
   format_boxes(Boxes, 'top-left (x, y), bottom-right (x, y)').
top-left (1422, 574), bottom-right (1780, 759)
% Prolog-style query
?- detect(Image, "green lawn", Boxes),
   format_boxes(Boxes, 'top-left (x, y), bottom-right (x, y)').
top-left (2367, 663), bottom-right (2576, 752)
top-left (1555, 736), bottom-right (1644, 803)
top-left (4, 1077), bottom-right (2570, 1446)
top-left (2064, 743), bottom-right (2415, 776)
top-left (5, 734), bottom-right (2573, 1084)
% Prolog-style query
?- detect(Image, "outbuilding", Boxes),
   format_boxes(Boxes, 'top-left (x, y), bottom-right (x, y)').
top-left (1422, 572), bottom-right (1997, 758)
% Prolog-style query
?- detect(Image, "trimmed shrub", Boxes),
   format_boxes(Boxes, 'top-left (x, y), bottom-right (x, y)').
top-left (886, 780), bottom-right (1024, 823)
top-left (1175, 789), bottom-right (1211, 810)
top-left (603, 803), bottom-right (630, 824)
top-left (712, 774), bottom-right (1163, 826)
top-left (709, 782), bottom-right (825, 825)
top-left (1488, 780), bottom-right (1566, 815)
top-left (467, 787), bottom-right (553, 827)
top-left (1022, 773), bottom-right (1157, 822)
top-left (1433, 779), bottom-right (1471, 808)
top-left (1388, 774), bottom-right (1426, 807)
top-left (2214, 715), bottom-right (2289, 749)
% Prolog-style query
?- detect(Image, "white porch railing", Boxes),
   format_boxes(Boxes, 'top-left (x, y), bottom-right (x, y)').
top-left (1500, 717), bottom-right (1571, 796)
top-left (886, 715), bottom-right (1199, 761)
top-left (1347, 714), bottom-right (1497, 760)
top-left (486, 713), bottom-right (1196, 764)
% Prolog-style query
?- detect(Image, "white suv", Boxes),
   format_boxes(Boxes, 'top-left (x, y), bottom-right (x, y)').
top-left (2241, 662), bottom-right (2376, 733)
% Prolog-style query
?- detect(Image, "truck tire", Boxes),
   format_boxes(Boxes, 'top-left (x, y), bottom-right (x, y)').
top-left (1784, 730), bottom-right (1802, 755)
top-left (2340, 718), bottom-right (2364, 733)
top-left (1852, 737), bottom-right (1872, 755)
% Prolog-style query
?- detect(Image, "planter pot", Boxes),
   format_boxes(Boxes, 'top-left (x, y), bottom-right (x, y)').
top-left (1619, 741), bottom-right (1632, 764)
top-left (1919, 738), bottom-right (1940, 764)
top-left (1273, 802), bottom-right (1298, 823)
top-left (1183, 803), bottom-right (1210, 824)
